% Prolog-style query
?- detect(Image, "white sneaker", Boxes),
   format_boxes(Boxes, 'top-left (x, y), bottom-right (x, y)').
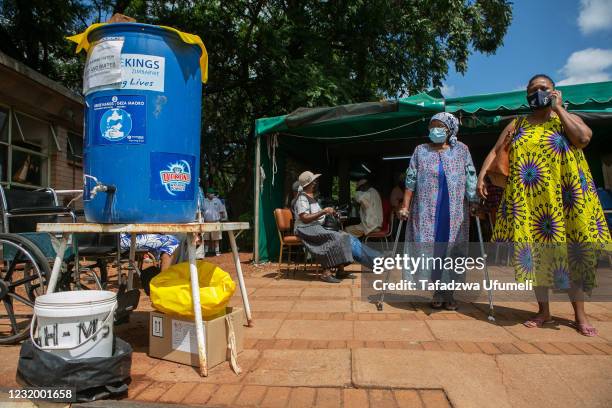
top-left (215, 252), bottom-right (221, 256)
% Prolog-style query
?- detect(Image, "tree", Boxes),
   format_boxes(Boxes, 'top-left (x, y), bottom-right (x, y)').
top-left (124, 0), bottom-right (512, 217)
top-left (0, 0), bottom-right (114, 89)
top-left (0, 0), bottom-right (513, 219)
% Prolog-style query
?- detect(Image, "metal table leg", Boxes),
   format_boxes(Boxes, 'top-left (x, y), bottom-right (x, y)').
top-left (188, 232), bottom-right (208, 376)
top-left (127, 234), bottom-right (136, 290)
top-left (47, 233), bottom-right (69, 293)
top-left (228, 230), bottom-right (253, 327)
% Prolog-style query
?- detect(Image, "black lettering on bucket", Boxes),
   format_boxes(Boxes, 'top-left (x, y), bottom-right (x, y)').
top-left (43, 324), bottom-right (58, 347)
top-left (101, 324), bottom-right (111, 339)
top-left (78, 319), bottom-right (99, 342)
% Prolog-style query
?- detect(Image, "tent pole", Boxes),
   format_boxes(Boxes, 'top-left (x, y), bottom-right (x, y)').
top-left (253, 135), bottom-right (261, 263)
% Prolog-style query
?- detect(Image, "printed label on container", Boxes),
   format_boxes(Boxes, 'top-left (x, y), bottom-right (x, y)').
top-left (120, 53), bottom-right (165, 92)
top-left (83, 38), bottom-right (124, 94)
top-left (150, 152), bottom-right (196, 200)
top-left (171, 319), bottom-right (200, 354)
top-left (152, 316), bottom-right (163, 338)
top-left (92, 95), bottom-right (146, 144)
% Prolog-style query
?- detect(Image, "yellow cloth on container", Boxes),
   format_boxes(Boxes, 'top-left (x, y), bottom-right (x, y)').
top-left (66, 23), bottom-right (208, 83)
top-left (150, 261), bottom-right (236, 319)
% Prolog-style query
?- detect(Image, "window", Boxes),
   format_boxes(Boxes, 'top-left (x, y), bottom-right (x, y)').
top-left (0, 144), bottom-right (7, 183)
top-left (0, 107), bottom-right (8, 143)
top-left (0, 108), bottom-right (8, 182)
top-left (67, 132), bottom-right (83, 164)
top-left (13, 112), bottom-right (50, 152)
top-left (11, 150), bottom-right (44, 186)
top-left (0, 105), bottom-right (53, 189)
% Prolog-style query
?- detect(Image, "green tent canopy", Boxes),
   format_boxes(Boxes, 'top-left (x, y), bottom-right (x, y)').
top-left (446, 81), bottom-right (612, 114)
top-left (255, 89), bottom-right (445, 139)
top-left (253, 81), bottom-right (612, 263)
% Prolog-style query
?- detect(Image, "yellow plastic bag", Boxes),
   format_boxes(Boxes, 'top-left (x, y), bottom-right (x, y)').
top-left (150, 260), bottom-right (236, 319)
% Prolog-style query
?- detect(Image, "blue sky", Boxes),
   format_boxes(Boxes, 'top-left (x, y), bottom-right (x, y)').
top-left (442, 0), bottom-right (612, 97)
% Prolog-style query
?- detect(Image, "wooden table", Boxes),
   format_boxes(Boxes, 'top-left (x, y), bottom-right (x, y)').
top-left (36, 221), bottom-right (251, 377)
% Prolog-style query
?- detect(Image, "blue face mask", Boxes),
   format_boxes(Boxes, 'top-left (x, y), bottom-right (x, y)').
top-left (428, 127), bottom-right (447, 144)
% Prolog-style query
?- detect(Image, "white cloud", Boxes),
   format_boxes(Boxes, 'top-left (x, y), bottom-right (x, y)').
top-left (440, 84), bottom-right (456, 97)
top-left (578, 0), bottom-right (612, 34)
top-left (557, 48), bottom-right (612, 85)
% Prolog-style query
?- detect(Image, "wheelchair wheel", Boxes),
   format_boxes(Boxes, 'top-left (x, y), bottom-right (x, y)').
top-left (0, 233), bottom-right (51, 344)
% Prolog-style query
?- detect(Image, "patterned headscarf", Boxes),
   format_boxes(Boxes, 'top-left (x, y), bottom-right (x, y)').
top-left (430, 112), bottom-right (459, 146)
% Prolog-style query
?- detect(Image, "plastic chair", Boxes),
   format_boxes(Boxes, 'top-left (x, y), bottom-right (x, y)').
top-left (273, 208), bottom-right (303, 279)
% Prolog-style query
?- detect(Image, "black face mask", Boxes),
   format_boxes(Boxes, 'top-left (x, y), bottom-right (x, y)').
top-left (527, 89), bottom-right (552, 110)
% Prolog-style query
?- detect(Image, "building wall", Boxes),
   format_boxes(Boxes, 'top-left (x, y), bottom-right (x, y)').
top-left (0, 51), bottom-right (84, 207)
top-left (50, 126), bottom-right (83, 191)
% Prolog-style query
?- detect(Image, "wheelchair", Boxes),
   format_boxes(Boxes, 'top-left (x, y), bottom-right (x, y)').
top-left (0, 186), bottom-right (144, 344)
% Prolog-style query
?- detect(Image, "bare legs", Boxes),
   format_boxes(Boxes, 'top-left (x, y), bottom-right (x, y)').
top-left (568, 286), bottom-right (591, 327)
top-left (526, 285), bottom-right (594, 333)
top-left (160, 251), bottom-right (177, 271)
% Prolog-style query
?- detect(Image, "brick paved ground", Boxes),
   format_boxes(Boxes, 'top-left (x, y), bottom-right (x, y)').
top-left (1, 253), bottom-right (611, 407)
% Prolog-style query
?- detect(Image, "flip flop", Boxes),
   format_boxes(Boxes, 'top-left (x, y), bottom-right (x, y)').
top-left (573, 322), bottom-right (598, 337)
top-left (523, 316), bottom-right (554, 328)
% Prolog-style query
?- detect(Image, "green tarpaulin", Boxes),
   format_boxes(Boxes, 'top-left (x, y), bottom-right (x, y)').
top-left (254, 81), bottom-right (612, 262)
top-left (446, 81), bottom-right (612, 114)
top-left (255, 89), bottom-right (445, 139)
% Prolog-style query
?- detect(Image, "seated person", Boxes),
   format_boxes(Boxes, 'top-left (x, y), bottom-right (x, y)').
top-left (345, 179), bottom-right (383, 238)
top-left (293, 171), bottom-right (380, 283)
top-left (120, 233), bottom-right (179, 271)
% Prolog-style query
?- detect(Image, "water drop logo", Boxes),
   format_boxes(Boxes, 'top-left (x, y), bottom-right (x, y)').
top-left (159, 161), bottom-right (192, 196)
top-left (100, 108), bottom-right (132, 141)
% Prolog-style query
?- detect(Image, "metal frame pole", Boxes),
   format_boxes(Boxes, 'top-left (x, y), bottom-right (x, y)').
top-left (127, 234), bottom-right (137, 290)
top-left (253, 136), bottom-right (261, 264)
top-left (228, 230), bottom-right (253, 326)
top-left (474, 215), bottom-right (495, 321)
top-left (188, 232), bottom-right (208, 376)
top-left (47, 233), bottom-right (69, 293)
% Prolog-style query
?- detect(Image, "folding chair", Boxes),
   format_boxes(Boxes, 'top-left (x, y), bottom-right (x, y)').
top-left (273, 208), bottom-right (303, 279)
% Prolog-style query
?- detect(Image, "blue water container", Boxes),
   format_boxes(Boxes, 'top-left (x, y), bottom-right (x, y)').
top-left (83, 23), bottom-right (202, 223)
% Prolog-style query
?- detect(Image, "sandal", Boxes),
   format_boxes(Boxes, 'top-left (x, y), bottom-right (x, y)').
top-left (573, 322), bottom-right (598, 337)
top-left (430, 300), bottom-right (444, 309)
top-left (430, 292), bottom-right (444, 309)
top-left (523, 316), bottom-right (554, 328)
top-left (444, 300), bottom-right (458, 311)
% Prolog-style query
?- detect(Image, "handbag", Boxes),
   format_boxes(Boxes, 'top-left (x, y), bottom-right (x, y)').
top-left (486, 117), bottom-right (523, 188)
top-left (322, 214), bottom-right (341, 231)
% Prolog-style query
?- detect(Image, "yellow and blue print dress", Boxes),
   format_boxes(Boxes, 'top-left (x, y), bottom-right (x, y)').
top-left (492, 114), bottom-right (610, 292)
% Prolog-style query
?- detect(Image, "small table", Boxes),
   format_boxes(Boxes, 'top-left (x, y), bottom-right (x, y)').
top-left (36, 222), bottom-right (252, 377)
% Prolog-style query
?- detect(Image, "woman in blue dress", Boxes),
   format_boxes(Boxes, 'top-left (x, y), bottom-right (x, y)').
top-left (399, 113), bottom-right (478, 309)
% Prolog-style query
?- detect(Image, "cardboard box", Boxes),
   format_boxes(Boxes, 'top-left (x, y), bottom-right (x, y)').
top-left (148, 307), bottom-right (244, 368)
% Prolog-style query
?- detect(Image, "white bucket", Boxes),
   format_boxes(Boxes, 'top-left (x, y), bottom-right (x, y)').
top-left (31, 290), bottom-right (117, 360)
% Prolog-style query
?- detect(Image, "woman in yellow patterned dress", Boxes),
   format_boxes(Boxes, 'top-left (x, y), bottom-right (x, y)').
top-left (477, 74), bottom-right (610, 337)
